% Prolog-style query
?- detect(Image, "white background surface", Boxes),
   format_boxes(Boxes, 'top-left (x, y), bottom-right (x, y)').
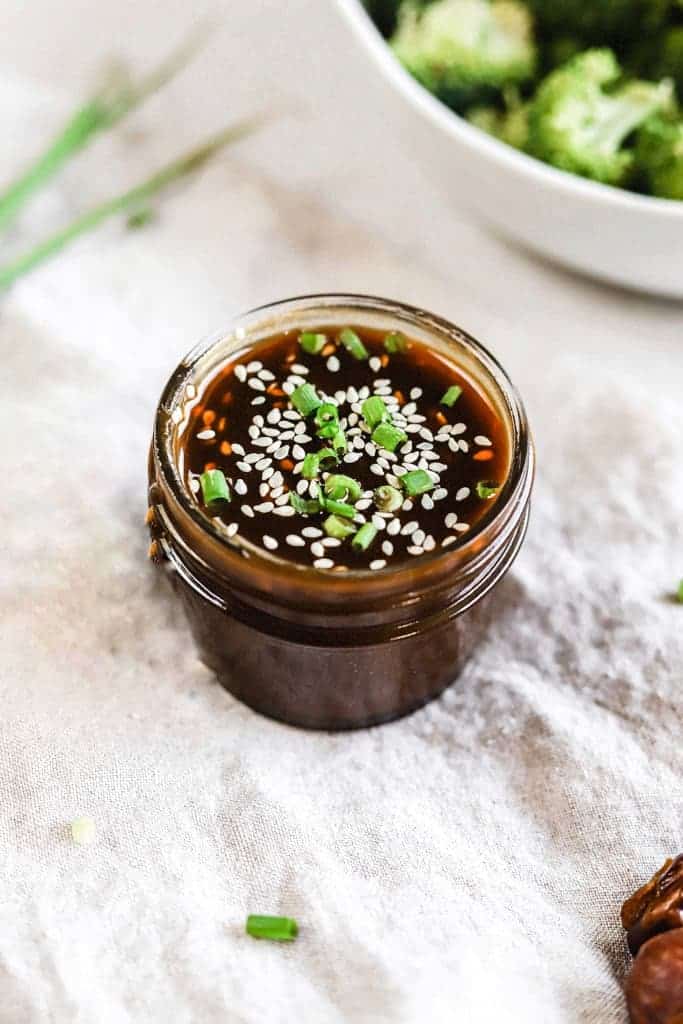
top-left (1, 2), bottom-right (683, 1022)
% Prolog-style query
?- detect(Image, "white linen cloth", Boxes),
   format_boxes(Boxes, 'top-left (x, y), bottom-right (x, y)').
top-left (1, 19), bottom-right (683, 1019)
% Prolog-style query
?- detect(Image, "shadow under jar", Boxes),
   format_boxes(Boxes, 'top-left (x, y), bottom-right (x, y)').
top-left (148, 294), bottom-right (534, 730)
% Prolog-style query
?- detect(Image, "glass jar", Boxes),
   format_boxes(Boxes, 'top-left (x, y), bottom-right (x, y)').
top-left (148, 294), bottom-right (534, 730)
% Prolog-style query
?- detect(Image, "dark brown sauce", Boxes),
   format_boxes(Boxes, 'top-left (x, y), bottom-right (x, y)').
top-left (181, 325), bottom-right (510, 571)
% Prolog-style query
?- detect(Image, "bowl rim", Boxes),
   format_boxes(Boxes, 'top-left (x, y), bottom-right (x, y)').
top-left (335, 0), bottom-right (683, 219)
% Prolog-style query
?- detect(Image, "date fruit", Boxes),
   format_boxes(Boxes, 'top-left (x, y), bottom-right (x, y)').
top-left (626, 929), bottom-right (683, 1024)
top-left (622, 857), bottom-right (683, 956)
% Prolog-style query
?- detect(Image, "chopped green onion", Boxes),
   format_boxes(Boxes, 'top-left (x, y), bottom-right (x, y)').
top-left (71, 816), bottom-right (96, 846)
top-left (677, 579), bottom-right (683, 603)
top-left (246, 915), bottom-right (298, 942)
top-left (374, 484), bottom-right (402, 512)
top-left (301, 453), bottom-right (320, 479)
top-left (323, 514), bottom-right (357, 540)
top-left (339, 327), bottom-right (369, 361)
top-left (324, 475), bottom-right (362, 502)
top-left (441, 385), bottom-right (463, 407)
top-left (318, 447), bottom-right (339, 468)
top-left (200, 469), bottom-right (231, 505)
top-left (289, 492), bottom-right (321, 515)
top-left (291, 383), bottom-right (322, 418)
top-left (315, 402), bottom-right (339, 430)
top-left (401, 469), bottom-right (434, 497)
top-left (352, 523), bottom-right (378, 551)
top-left (331, 429), bottom-right (347, 455)
top-left (383, 331), bottom-right (409, 354)
top-left (299, 331), bottom-right (327, 355)
top-left (372, 421), bottom-right (407, 453)
top-left (322, 497), bottom-right (356, 519)
top-left (361, 395), bottom-right (389, 430)
top-left (476, 481), bottom-right (499, 499)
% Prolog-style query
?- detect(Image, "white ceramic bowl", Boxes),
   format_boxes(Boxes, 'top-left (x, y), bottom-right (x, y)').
top-left (335, 0), bottom-right (683, 298)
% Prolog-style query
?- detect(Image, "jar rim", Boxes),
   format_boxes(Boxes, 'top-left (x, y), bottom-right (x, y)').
top-left (151, 293), bottom-right (534, 604)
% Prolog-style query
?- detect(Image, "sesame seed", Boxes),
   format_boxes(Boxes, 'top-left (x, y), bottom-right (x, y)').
top-left (189, 477), bottom-right (200, 493)
top-left (407, 546), bottom-right (424, 557)
top-left (344, 452), bottom-right (362, 464)
top-left (296, 480), bottom-right (308, 495)
top-left (413, 529), bottom-right (426, 547)
top-left (231, 443), bottom-right (245, 456)
top-left (401, 521), bottom-right (418, 536)
top-left (291, 364), bottom-right (309, 375)
top-left (334, 390), bottom-right (346, 404)
top-left (370, 464), bottom-right (384, 476)
top-left (270, 487), bottom-right (284, 499)
top-left (372, 514), bottom-right (386, 531)
top-left (234, 364), bottom-right (247, 382)
top-left (253, 437), bottom-right (271, 448)
top-left (288, 375), bottom-right (305, 387)
top-left (273, 506), bottom-right (295, 517)
top-left (270, 472), bottom-right (284, 488)
top-left (196, 429), bottom-right (215, 440)
top-left (454, 523), bottom-right (470, 533)
top-left (267, 409), bottom-right (281, 424)
top-left (387, 519), bottom-right (401, 536)
top-left (410, 388), bottom-right (422, 400)
top-left (258, 368), bottom-right (275, 381)
top-left (311, 542), bottom-right (325, 558)
top-left (284, 410), bottom-right (299, 421)
top-left (242, 505), bottom-right (254, 518)
top-left (274, 446), bottom-right (289, 460)
top-left (322, 537), bottom-right (342, 547)
top-left (236, 461), bottom-right (251, 473)
top-left (452, 422), bottom-right (467, 435)
top-left (402, 499), bottom-right (413, 511)
top-left (402, 402), bottom-right (416, 416)
top-left (275, 494), bottom-right (290, 506)
top-left (355, 499), bottom-right (372, 511)
top-left (442, 536), bottom-right (457, 547)
top-left (421, 494), bottom-right (434, 511)
top-left (424, 535), bottom-right (436, 551)
top-left (292, 444), bottom-right (306, 461)
top-left (474, 435), bottom-right (492, 446)
top-left (254, 501), bottom-right (274, 514)
top-left (255, 458), bottom-right (271, 471)
top-left (327, 355), bottom-right (340, 373)
top-left (249, 378), bottom-right (266, 391)
top-left (365, 442), bottom-right (377, 457)
top-left (262, 468), bottom-right (274, 481)
top-left (302, 527), bottom-right (322, 538)
top-left (259, 482), bottom-right (269, 498)
top-left (286, 535), bottom-right (305, 547)
top-left (263, 535), bottom-right (278, 550)
top-left (251, 396), bottom-right (266, 405)
top-left (314, 558), bottom-right (334, 569)
top-left (445, 512), bottom-right (458, 529)
top-left (282, 382), bottom-right (295, 395)
top-left (369, 356), bottom-right (382, 372)
top-left (456, 486), bottom-right (470, 501)
top-left (433, 487), bottom-right (448, 501)
top-left (226, 523), bottom-right (239, 538)
top-left (382, 541), bottom-right (394, 556)
top-left (247, 361), bottom-right (262, 374)
top-left (347, 386), bottom-right (359, 403)
top-left (369, 559), bottom-right (386, 571)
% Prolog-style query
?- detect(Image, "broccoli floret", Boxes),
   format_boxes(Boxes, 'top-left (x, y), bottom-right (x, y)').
top-left (390, 0), bottom-right (537, 112)
top-left (636, 114), bottom-right (683, 197)
top-left (467, 88), bottom-right (530, 148)
top-left (526, 49), bottom-right (675, 185)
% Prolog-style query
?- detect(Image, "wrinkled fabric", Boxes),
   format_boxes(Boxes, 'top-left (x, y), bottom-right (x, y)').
top-left (1, 55), bottom-right (683, 1024)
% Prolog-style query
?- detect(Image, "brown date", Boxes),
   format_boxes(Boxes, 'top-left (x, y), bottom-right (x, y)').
top-left (626, 930), bottom-right (683, 1024)
top-left (623, 857), bottom-right (683, 956)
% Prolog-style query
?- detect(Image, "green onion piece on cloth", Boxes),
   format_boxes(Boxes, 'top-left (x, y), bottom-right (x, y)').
top-left (246, 915), bottom-right (298, 942)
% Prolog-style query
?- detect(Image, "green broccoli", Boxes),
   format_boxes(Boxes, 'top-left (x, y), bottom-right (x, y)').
top-left (526, 49), bottom-right (675, 186)
top-left (636, 114), bottom-right (683, 197)
top-left (467, 87), bottom-right (530, 149)
top-left (390, 0), bottom-right (537, 112)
